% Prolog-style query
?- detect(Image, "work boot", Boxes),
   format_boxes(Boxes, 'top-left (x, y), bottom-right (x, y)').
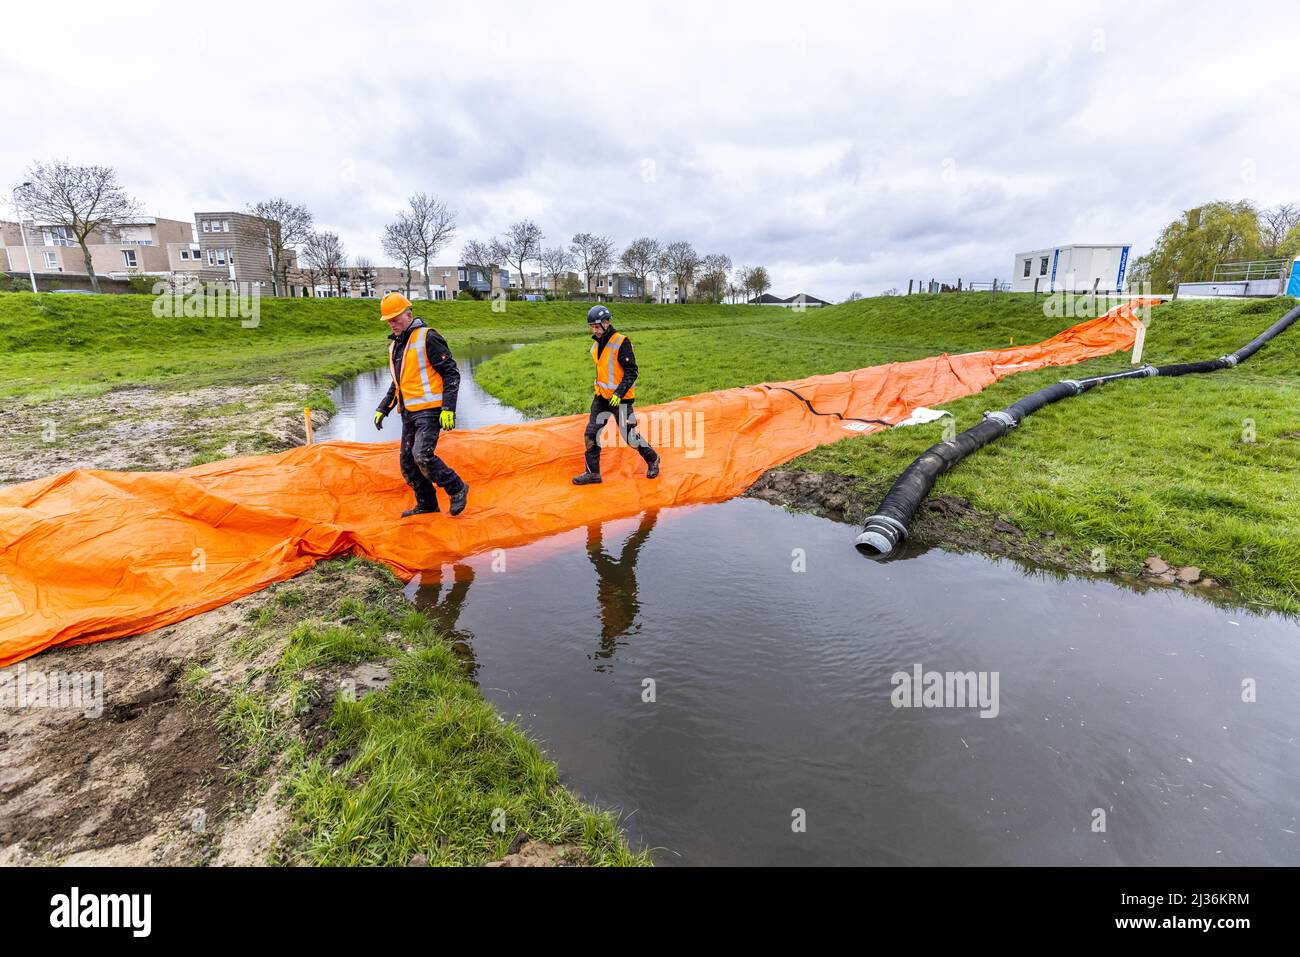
top-left (645, 455), bottom-right (660, 480)
top-left (572, 471), bottom-right (603, 485)
top-left (402, 502), bottom-right (439, 517)
top-left (449, 483), bottom-right (469, 517)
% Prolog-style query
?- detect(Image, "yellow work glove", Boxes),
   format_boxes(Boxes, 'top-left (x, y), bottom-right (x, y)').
top-left (373, 410), bottom-right (387, 431)
top-left (440, 409), bottom-right (456, 430)
top-left (608, 394), bottom-right (621, 407)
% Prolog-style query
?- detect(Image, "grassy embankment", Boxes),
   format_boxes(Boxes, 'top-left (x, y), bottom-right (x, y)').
top-left (201, 557), bottom-right (644, 866)
top-left (0, 292), bottom-right (780, 405)
top-left (476, 294), bottom-right (1300, 613)
top-left (0, 292), bottom-right (782, 467)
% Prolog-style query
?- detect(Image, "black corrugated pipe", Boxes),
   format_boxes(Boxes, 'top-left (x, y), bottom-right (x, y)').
top-left (855, 302), bottom-right (1300, 560)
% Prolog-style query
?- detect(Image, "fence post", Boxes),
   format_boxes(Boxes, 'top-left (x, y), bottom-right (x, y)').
top-left (1033, 277), bottom-right (1039, 303)
top-left (908, 279), bottom-right (913, 295)
top-left (957, 278), bottom-right (962, 291)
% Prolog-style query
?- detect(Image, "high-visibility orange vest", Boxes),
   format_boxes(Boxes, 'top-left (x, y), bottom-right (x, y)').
top-left (591, 332), bottom-right (635, 400)
top-left (389, 325), bottom-right (444, 412)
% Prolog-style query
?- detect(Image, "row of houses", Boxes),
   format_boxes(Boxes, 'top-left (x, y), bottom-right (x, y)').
top-left (0, 208), bottom-right (712, 303)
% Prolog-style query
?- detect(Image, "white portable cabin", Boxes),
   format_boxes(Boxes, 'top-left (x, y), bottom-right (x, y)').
top-left (1011, 244), bottom-right (1133, 293)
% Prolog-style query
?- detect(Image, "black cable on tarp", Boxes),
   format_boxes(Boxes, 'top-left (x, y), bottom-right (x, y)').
top-left (760, 384), bottom-right (895, 428)
top-left (854, 303), bottom-right (1300, 560)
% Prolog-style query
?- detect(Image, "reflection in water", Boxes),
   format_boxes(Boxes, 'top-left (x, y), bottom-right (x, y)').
top-left (413, 564), bottom-right (479, 678)
top-left (587, 511), bottom-right (659, 667)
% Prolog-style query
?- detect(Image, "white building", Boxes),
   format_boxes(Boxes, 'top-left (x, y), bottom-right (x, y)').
top-left (1011, 244), bottom-right (1133, 293)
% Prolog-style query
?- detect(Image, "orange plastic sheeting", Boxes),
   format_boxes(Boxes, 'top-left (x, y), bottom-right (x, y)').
top-left (0, 300), bottom-right (1156, 665)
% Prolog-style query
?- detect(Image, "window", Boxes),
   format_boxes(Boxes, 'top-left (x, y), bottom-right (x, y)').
top-left (43, 226), bottom-right (75, 247)
top-left (180, 249), bottom-right (190, 261)
top-left (227, 248), bottom-right (235, 266)
top-left (122, 250), bottom-right (138, 268)
top-left (1022, 259), bottom-right (1032, 278)
top-left (44, 251), bottom-right (58, 269)
top-left (1039, 256), bottom-right (1049, 276)
top-left (222, 220), bottom-right (230, 232)
top-left (207, 250), bottom-right (216, 266)
top-left (457, 269), bottom-right (466, 282)
top-left (202, 221), bottom-right (210, 232)
top-left (216, 249), bottom-right (227, 266)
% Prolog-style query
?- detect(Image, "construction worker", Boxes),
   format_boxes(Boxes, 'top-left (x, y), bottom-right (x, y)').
top-left (373, 292), bottom-right (469, 517)
top-left (573, 305), bottom-right (660, 485)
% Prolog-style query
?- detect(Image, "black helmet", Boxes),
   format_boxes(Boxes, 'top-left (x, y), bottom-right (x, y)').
top-left (586, 305), bottom-right (612, 325)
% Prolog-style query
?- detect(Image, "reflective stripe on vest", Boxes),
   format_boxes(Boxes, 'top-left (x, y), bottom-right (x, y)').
top-left (389, 325), bottom-right (444, 412)
top-left (591, 332), bottom-right (635, 400)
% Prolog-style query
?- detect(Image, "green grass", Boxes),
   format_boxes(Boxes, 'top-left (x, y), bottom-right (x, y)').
top-left (476, 292), bottom-right (1121, 415)
top-left (0, 291), bottom-right (783, 404)
top-left (477, 293), bottom-right (1300, 612)
top-left (216, 558), bottom-right (644, 866)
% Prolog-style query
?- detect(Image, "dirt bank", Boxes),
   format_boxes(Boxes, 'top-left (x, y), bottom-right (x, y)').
top-left (0, 581), bottom-right (293, 865)
top-left (745, 468), bottom-right (1239, 600)
top-left (0, 383), bottom-right (327, 485)
top-left (0, 559), bottom-right (622, 866)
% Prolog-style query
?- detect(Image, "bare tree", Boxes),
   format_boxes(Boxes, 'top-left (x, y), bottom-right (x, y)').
top-left (619, 237), bottom-right (661, 299)
top-left (1260, 203), bottom-right (1300, 257)
top-left (19, 161), bottom-right (140, 293)
top-left (661, 240), bottom-right (700, 303)
top-left (497, 220), bottom-right (543, 294)
top-left (354, 256), bottom-right (377, 298)
top-left (462, 239), bottom-right (505, 296)
top-left (300, 263), bottom-right (322, 297)
top-left (745, 265), bottom-right (772, 301)
top-left (303, 231), bottom-right (346, 297)
top-left (651, 250), bottom-right (670, 303)
top-left (697, 253), bottom-right (732, 303)
top-left (382, 214), bottom-right (420, 297)
top-left (571, 232), bottom-right (616, 294)
top-left (406, 193), bottom-right (456, 300)
top-left (539, 244), bottom-right (575, 296)
top-left (247, 197), bottom-right (313, 296)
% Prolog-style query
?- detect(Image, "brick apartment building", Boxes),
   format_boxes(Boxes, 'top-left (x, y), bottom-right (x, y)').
top-left (193, 211), bottom-right (289, 291)
top-left (1, 216), bottom-right (199, 279)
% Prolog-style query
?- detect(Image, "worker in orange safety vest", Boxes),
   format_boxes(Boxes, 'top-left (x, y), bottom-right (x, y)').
top-left (374, 292), bottom-right (469, 517)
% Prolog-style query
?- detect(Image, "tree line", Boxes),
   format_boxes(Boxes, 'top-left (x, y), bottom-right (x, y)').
top-left (1129, 201), bottom-right (1300, 292)
top-left (5, 161), bottom-right (778, 303)
top-left (376, 195), bottom-right (774, 304)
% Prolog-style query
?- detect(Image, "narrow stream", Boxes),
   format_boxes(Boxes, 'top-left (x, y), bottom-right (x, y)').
top-left (318, 342), bottom-right (529, 440)
top-left (321, 348), bottom-right (1300, 866)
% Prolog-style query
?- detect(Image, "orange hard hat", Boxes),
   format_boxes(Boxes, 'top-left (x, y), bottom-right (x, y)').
top-left (380, 292), bottom-right (412, 321)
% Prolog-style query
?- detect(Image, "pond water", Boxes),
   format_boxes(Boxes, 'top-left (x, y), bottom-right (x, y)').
top-left (317, 342), bottom-right (528, 441)
top-left (324, 347), bottom-right (1300, 865)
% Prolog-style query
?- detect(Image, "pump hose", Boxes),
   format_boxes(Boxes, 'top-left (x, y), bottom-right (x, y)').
top-left (855, 303), bottom-right (1300, 560)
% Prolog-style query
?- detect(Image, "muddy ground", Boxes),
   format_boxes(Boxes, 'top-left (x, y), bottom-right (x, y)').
top-left (0, 560), bottom-right (586, 866)
top-left (0, 383), bottom-right (327, 485)
top-left (0, 581), bottom-right (294, 865)
top-left (745, 468), bottom-right (1237, 600)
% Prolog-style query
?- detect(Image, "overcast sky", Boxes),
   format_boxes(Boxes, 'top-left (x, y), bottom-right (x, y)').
top-left (3, 0), bottom-right (1297, 300)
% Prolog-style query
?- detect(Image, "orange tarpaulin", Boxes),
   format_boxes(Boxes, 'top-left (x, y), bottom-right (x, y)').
top-left (0, 300), bottom-right (1155, 666)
